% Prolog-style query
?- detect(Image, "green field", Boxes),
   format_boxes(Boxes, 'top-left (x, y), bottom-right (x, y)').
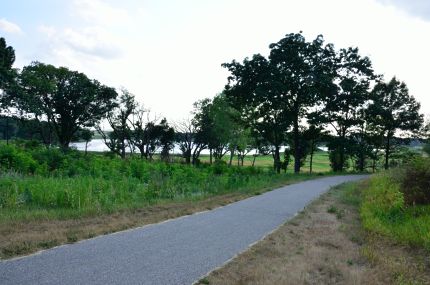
top-left (198, 151), bottom-right (332, 173)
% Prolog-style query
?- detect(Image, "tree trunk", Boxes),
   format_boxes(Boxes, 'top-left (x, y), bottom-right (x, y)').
top-left (309, 141), bottom-right (314, 174)
top-left (228, 148), bottom-right (234, 166)
top-left (339, 131), bottom-right (346, 172)
top-left (209, 148), bottom-right (213, 164)
top-left (252, 155), bottom-right (257, 167)
top-left (5, 116), bottom-right (9, 145)
top-left (274, 146), bottom-right (281, 174)
top-left (385, 134), bottom-right (391, 170)
top-left (85, 141), bottom-right (88, 155)
top-left (293, 119), bottom-right (300, 173)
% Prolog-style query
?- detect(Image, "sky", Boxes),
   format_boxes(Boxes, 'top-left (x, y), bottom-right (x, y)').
top-left (1, 0), bottom-right (429, 122)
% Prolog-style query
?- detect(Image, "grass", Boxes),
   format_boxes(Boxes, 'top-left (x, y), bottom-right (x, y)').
top-left (361, 173), bottom-right (430, 251)
top-left (198, 151), bottom-right (332, 173)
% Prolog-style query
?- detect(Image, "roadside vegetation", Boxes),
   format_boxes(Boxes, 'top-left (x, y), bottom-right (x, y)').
top-left (0, 142), bottom-right (324, 222)
top-left (361, 157), bottom-right (430, 250)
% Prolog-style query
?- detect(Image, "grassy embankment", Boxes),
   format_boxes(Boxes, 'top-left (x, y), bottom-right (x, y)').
top-left (0, 143), bottom-right (333, 259)
top-left (199, 159), bottom-right (430, 285)
top-left (361, 159), bottom-right (430, 251)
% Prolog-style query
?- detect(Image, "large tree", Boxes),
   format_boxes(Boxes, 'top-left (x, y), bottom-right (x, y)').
top-left (223, 54), bottom-right (290, 173)
top-left (368, 77), bottom-right (423, 169)
top-left (313, 47), bottom-right (375, 171)
top-left (224, 32), bottom-right (335, 173)
top-left (18, 62), bottom-right (118, 148)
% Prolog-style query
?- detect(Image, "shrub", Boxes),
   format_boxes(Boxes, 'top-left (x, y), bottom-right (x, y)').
top-left (31, 148), bottom-right (66, 172)
top-left (400, 157), bottom-right (430, 206)
top-left (212, 159), bottom-right (228, 175)
top-left (361, 171), bottom-right (430, 250)
top-left (0, 144), bottom-right (38, 174)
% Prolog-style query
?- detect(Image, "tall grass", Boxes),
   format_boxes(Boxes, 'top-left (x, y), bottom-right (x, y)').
top-left (361, 160), bottom-right (430, 250)
top-left (0, 143), bottom-right (319, 222)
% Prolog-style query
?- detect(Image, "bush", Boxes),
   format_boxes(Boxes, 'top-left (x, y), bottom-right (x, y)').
top-left (212, 159), bottom-right (228, 175)
top-left (31, 148), bottom-right (66, 172)
top-left (0, 144), bottom-right (38, 174)
top-left (361, 171), bottom-right (430, 250)
top-left (400, 157), bottom-right (430, 206)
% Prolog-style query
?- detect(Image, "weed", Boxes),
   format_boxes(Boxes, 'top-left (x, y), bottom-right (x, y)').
top-left (199, 278), bottom-right (210, 284)
top-left (327, 205), bottom-right (337, 214)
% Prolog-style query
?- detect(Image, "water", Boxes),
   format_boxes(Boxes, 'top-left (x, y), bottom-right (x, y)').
top-left (71, 139), bottom-right (328, 154)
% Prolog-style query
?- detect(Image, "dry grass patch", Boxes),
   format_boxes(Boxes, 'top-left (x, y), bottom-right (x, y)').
top-left (198, 182), bottom-right (430, 285)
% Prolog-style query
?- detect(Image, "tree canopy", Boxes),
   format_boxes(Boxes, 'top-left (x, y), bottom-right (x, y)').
top-left (17, 62), bottom-right (118, 148)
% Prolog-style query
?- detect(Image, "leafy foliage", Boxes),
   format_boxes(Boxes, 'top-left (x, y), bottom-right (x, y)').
top-left (367, 77), bottom-right (423, 169)
top-left (361, 164), bottom-right (430, 250)
top-left (400, 157), bottom-right (430, 206)
top-left (17, 62), bottom-right (118, 148)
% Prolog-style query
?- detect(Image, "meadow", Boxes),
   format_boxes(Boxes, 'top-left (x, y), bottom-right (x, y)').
top-left (198, 151), bottom-right (332, 172)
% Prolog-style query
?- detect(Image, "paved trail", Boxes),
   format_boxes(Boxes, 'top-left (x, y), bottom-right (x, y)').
top-left (0, 175), bottom-right (368, 285)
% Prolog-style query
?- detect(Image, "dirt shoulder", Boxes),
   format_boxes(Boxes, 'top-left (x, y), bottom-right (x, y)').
top-left (198, 181), bottom-right (430, 285)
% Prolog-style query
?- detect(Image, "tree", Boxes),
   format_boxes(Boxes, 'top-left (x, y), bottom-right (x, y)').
top-left (314, 47), bottom-right (375, 171)
top-left (76, 129), bottom-right (93, 155)
top-left (368, 77), bottom-right (423, 169)
top-left (0, 37), bottom-right (18, 145)
top-left (223, 32), bottom-right (335, 173)
top-left (175, 119), bottom-right (194, 164)
top-left (158, 119), bottom-right (175, 162)
top-left (18, 62), bottom-right (117, 149)
top-left (129, 107), bottom-right (164, 160)
top-left (192, 97), bottom-right (229, 162)
top-left (268, 33), bottom-right (336, 173)
top-left (0, 37), bottom-right (16, 98)
top-left (97, 89), bottom-right (136, 158)
top-left (223, 54), bottom-right (290, 173)
top-left (303, 125), bottom-right (325, 173)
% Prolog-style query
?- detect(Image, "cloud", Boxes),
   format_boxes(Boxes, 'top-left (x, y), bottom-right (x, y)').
top-left (376, 0), bottom-right (430, 21)
top-left (0, 18), bottom-right (22, 34)
top-left (72, 0), bottom-right (130, 26)
top-left (38, 25), bottom-right (122, 60)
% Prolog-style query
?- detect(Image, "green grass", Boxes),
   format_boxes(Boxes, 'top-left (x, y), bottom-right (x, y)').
top-left (360, 173), bottom-right (430, 251)
top-left (0, 142), bottom-right (338, 224)
top-left (0, 148), bottom-right (325, 223)
top-left (0, 172), bottom-right (321, 223)
top-left (198, 151), bottom-right (332, 173)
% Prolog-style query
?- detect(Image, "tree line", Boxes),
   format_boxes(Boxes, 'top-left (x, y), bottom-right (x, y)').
top-left (0, 34), bottom-right (428, 173)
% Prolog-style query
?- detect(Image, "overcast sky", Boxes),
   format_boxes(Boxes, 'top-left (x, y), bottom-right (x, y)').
top-left (1, 0), bottom-right (429, 121)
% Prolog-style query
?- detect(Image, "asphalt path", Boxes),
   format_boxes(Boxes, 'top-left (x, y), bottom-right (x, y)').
top-left (0, 175), bottom-right (368, 285)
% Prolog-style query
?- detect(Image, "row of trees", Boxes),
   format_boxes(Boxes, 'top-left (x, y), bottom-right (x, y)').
top-left (0, 34), bottom-right (427, 172)
top-left (222, 32), bottom-right (425, 173)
